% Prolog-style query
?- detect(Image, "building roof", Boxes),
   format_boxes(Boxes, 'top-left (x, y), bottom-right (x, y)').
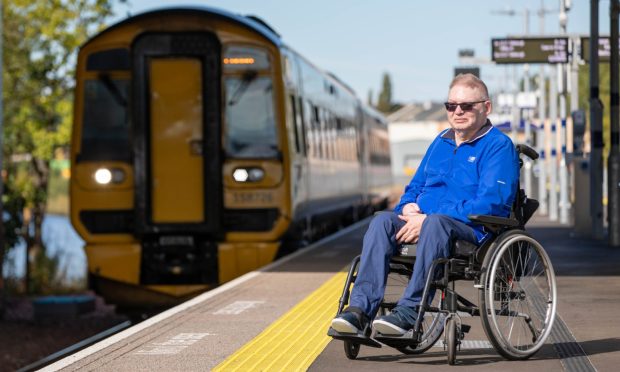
top-left (387, 102), bottom-right (447, 123)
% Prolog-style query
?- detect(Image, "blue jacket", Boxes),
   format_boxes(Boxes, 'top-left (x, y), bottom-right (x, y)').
top-left (395, 121), bottom-right (519, 242)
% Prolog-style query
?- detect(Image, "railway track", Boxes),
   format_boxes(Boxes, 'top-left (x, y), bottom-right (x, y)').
top-left (16, 320), bottom-right (132, 372)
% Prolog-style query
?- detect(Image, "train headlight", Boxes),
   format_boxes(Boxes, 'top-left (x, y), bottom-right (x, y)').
top-left (94, 168), bottom-right (126, 185)
top-left (233, 167), bottom-right (265, 183)
top-left (94, 168), bottom-right (112, 184)
top-left (248, 168), bottom-right (265, 182)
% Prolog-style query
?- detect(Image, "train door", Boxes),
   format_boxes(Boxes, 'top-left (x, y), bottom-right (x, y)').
top-left (132, 32), bottom-right (222, 238)
top-left (359, 110), bottom-right (370, 205)
top-left (283, 51), bottom-right (309, 209)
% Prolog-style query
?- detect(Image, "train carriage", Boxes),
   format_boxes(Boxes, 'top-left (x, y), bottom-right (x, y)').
top-left (70, 6), bottom-right (392, 308)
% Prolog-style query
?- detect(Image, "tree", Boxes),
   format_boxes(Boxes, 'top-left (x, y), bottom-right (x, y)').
top-left (367, 89), bottom-right (373, 107)
top-left (377, 72), bottom-right (392, 113)
top-left (1, 0), bottom-right (120, 297)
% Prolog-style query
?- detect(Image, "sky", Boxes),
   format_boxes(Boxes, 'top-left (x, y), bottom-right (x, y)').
top-left (110, 0), bottom-right (604, 104)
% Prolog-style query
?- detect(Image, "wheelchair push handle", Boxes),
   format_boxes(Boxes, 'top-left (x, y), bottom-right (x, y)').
top-left (516, 144), bottom-right (539, 160)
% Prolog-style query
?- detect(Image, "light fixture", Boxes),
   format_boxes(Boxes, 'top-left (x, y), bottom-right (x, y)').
top-left (232, 167), bottom-right (265, 183)
top-left (94, 167), bottom-right (126, 185)
top-left (233, 168), bottom-right (249, 182)
top-left (94, 168), bottom-right (112, 184)
top-left (248, 168), bottom-right (265, 182)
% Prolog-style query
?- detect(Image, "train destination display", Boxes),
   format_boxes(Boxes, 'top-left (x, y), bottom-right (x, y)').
top-left (580, 37), bottom-right (616, 62)
top-left (492, 37), bottom-right (569, 64)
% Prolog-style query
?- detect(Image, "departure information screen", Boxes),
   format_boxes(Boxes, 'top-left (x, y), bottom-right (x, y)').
top-left (492, 37), bottom-right (569, 64)
top-left (580, 37), bottom-right (615, 62)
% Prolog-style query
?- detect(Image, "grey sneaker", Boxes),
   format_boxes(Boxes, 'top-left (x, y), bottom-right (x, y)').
top-left (372, 305), bottom-right (418, 335)
top-left (331, 307), bottom-right (369, 334)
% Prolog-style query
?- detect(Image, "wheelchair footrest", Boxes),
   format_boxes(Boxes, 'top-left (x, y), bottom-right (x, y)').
top-left (327, 327), bottom-right (382, 348)
top-left (374, 329), bottom-right (420, 349)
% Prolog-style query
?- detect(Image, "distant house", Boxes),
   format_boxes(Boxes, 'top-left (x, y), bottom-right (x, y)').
top-left (387, 102), bottom-right (449, 186)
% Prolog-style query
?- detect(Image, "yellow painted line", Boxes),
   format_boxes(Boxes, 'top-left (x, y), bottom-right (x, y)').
top-left (213, 270), bottom-right (348, 371)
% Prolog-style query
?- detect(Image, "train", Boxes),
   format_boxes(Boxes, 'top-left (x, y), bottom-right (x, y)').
top-left (70, 6), bottom-right (392, 308)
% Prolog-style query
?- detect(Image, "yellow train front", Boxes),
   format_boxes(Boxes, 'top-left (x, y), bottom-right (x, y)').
top-left (70, 7), bottom-right (392, 308)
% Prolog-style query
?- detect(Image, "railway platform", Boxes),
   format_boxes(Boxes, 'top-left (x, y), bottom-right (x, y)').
top-left (40, 213), bottom-right (620, 372)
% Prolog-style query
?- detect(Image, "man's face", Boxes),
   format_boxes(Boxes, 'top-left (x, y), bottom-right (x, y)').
top-left (446, 84), bottom-right (491, 133)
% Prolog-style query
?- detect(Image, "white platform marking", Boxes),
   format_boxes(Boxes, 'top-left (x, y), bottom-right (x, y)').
top-left (434, 339), bottom-right (493, 349)
top-left (134, 333), bottom-right (213, 355)
top-left (213, 300), bottom-right (265, 315)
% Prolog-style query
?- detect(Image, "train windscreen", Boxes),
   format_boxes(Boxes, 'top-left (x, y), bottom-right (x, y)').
top-left (223, 45), bottom-right (277, 159)
top-left (80, 78), bottom-right (130, 161)
top-left (224, 76), bottom-right (278, 158)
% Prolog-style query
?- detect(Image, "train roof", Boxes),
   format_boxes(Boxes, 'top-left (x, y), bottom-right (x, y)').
top-left (362, 105), bottom-right (388, 126)
top-left (83, 6), bottom-right (283, 48)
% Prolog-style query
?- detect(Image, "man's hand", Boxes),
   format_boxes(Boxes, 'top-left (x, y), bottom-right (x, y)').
top-left (402, 203), bottom-right (421, 216)
top-left (395, 213), bottom-right (427, 243)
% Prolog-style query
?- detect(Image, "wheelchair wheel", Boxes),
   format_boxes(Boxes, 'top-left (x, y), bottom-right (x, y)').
top-left (446, 317), bottom-right (457, 365)
top-left (479, 230), bottom-right (557, 360)
top-left (384, 266), bottom-right (445, 356)
top-left (396, 288), bottom-right (445, 354)
top-left (343, 341), bottom-right (360, 360)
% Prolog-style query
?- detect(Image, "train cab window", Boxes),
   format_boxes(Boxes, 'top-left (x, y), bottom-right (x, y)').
top-left (224, 76), bottom-right (278, 158)
top-left (79, 78), bottom-right (130, 162)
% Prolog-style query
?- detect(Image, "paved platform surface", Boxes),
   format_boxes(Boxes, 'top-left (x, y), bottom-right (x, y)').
top-left (41, 213), bottom-right (620, 371)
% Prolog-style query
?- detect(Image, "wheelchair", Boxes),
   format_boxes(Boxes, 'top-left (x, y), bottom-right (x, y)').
top-left (327, 144), bottom-right (557, 365)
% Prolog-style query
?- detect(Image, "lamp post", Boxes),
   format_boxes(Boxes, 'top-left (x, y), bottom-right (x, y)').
top-left (590, 0), bottom-right (605, 239)
top-left (537, 0), bottom-right (555, 216)
top-left (609, 0), bottom-right (620, 246)
top-left (0, 0), bottom-right (5, 314)
top-left (557, 0), bottom-right (570, 224)
top-left (0, 0), bottom-right (5, 263)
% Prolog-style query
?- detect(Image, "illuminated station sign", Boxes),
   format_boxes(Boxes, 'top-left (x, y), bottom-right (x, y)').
top-left (492, 37), bottom-right (569, 64)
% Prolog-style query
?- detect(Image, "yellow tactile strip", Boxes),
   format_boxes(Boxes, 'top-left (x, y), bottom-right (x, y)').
top-left (213, 270), bottom-right (348, 371)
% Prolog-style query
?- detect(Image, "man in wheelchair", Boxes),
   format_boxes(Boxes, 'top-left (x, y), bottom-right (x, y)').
top-left (331, 73), bottom-right (519, 337)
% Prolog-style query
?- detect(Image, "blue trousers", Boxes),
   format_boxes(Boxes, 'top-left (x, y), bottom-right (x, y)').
top-left (349, 213), bottom-right (477, 317)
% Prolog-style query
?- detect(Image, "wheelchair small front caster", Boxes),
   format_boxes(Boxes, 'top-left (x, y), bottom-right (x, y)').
top-left (344, 341), bottom-right (360, 359)
top-left (446, 318), bottom-right (458, 365)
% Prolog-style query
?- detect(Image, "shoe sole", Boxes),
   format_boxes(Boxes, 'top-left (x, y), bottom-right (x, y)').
top-left (331, 318), bottom-right (359, 334)
top-left (372, 319), bottom-right (408, 335)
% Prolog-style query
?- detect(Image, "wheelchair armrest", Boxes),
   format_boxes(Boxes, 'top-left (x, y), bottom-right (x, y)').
top-left (454, 240), bottom-right (477, 257)
top-left (468, 214), bottom-right (519, 233)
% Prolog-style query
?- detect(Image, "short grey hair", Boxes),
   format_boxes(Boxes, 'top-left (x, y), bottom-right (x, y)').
top-left (449, 73), bottom-right (489, 100)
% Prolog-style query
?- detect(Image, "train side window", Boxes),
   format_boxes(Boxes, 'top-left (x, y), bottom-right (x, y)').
top-left (297, 96), bottom-right (307, 156)
top-left (319, 109), bottom-right (324, 158)
top-left (324, 111), bottom-right (331, 160)
top-left (303, 100), bottom-right (313, 157)
top-left (329, 113), bottom-right (335, 160)
top-left (312, 105), bottom-right (321, 158)
top-left (289, 95), bottom-right (300, 153)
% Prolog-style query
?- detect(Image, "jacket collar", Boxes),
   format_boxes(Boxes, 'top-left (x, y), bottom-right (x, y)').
top-left (440, 120), bottom-right (493, 144)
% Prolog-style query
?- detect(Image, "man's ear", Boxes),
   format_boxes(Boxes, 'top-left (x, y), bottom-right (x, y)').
top-left (485, 101), bottom-right (493, 116)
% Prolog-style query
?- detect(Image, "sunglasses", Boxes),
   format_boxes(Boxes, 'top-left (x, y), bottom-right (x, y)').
top-left (443, 100), bottom-right (487, 112)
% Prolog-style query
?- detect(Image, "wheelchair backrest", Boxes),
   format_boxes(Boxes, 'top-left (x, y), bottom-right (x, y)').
top-left (512, 144), bottom-right (539, 226)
